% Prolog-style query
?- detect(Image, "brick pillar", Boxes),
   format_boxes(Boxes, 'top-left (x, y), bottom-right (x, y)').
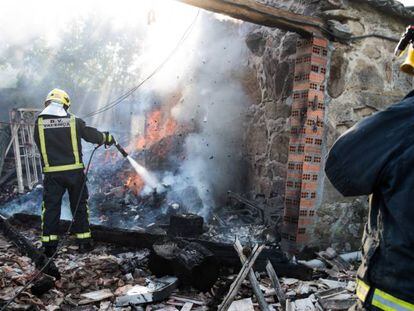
top-left (281, 37), bottom-right (329, 253)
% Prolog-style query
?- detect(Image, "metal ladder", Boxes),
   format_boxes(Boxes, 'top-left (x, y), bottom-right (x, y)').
top-left (8, 108), bottom-right (42, 193)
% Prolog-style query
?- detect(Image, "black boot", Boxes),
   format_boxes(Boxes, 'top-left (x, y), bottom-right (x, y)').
top-left (78, 239), bottom-right (94, 253)
top-left (43, 245), bottom-right (57, 258)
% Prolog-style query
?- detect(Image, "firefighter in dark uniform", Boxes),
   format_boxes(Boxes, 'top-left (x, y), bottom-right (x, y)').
top-left (325, 27), bottom-right (414, 311)
top-left (34, 88), bottom-right (114, 257)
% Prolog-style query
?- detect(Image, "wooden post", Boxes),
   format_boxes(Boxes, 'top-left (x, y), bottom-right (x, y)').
top-left (218, 244), bottom-right (264, 311)
top-left (234, 239), bottom-right (270, 311)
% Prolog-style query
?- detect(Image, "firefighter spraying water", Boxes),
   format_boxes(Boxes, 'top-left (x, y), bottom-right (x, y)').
top-left (33, 88), bottom-right (160, 258)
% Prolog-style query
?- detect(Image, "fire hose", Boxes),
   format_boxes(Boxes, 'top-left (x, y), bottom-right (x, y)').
top-left (0, 141), bottom-right (129, 310)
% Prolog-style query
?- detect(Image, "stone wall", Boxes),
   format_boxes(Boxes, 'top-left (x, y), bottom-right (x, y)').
top-left (244, 27), bottom-right (296, 218)
top-left (244, 0), bottom-right (413, 250)
top-left (244, 0), bottom-right (320, 218)
top-left (317, 1), bottom-right (412, 251)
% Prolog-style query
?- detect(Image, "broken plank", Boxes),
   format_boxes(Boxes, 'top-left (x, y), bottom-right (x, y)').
top-left (234, 238), bottom-right (270, 311)
top-left (81, 289), bottom-right (113, 300)
top-left (228, 298), bottom-right (254, 311)
top-left (79, 289), bottom-right (113, 305)
top-left (315, 287), bottom-right (347, 300)
top-left (286, 299), bottom-right (294, 311)
top-left (318, 298), bottom-right (356, 310)
top-left (317, 251), bottom-right (351, 272)
top-left (218, 244), bottom-right (264, 311)
top-left (170, 296), bottom-right (205, 306)
top-left (266, 260), bottom-right (286, 309)
top-left (181, 302), bottom-right (193, 311)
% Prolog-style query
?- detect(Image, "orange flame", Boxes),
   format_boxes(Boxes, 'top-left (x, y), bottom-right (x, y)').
top-left (125, 174), bottom-right (145, 195)
top-left (124, 91), bottom-right (187, 194)
top-left (135, 110), bottom-right (178, 150)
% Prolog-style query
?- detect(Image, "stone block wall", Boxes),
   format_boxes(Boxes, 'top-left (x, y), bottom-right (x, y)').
top-left (244, 0), bottom-right (318, 220)
top-left (244, 0), bottom-right (413, 251)
top-left (317, 1), bottom-right (413, 251)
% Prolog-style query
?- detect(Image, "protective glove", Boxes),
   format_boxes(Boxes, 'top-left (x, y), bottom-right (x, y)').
top-left (103, 131), bottom-right (115, 146)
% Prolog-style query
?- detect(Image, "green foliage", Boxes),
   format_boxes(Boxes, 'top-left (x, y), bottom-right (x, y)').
top-left (0, 16), bottom-right (145, 119)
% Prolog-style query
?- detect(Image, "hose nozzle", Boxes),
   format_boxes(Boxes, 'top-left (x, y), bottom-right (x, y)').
top-left (114, 141), bottom-right (129, 158)
top-left (395, 25), bottom-right (414, 57)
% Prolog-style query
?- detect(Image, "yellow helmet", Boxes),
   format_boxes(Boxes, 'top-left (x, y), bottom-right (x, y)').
top-left (45, 88), bottom-right (71, 107)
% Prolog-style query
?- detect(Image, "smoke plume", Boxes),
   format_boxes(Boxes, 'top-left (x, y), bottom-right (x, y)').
top-left (0, 1), bottom-right (253, 220)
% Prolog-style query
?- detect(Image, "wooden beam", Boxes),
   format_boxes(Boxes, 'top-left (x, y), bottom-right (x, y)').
top-left (266, 260), bottom-right (286, 309)
top-left (9, 213), bottom-right (313, 279)
top-left (177, 0), bottom-right (327, 37)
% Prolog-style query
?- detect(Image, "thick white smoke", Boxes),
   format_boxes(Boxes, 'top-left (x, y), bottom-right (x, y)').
top-left (159, 15), bottom-right (251, 216)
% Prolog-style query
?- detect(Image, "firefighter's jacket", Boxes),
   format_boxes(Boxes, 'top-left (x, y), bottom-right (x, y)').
top-left (34, 111), bottom-right (105, 173)
top-left (325, 91), bottom-right (414, 303)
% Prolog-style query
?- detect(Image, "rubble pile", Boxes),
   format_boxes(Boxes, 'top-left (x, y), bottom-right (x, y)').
top-left (0, 223), bottom-right (359, 310)
top-left (0, 228), bottom-right (210, 310)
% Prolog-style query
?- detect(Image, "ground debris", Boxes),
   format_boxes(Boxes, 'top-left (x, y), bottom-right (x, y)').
top-left (228, 298), bottom-right (254, 311)
top-left (115, 276), bottom-right (178, 307)
top-left (0, 223), bottom-right (359, 311)
top-left (79, 289), bottom-right (114, 305)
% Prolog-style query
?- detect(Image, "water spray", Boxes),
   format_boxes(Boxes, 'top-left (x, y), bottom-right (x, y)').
top-left (114, 140), bottom-right (160, 190)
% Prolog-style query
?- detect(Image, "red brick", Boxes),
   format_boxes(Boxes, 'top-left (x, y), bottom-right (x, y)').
top-left (312, 37), bottom-right (328, 48)
top-left (282, 36), bottom-right (329, 254)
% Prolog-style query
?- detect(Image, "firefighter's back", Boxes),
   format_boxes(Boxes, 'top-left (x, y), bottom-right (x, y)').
top-left (34, 112), bottom-right (84, 173)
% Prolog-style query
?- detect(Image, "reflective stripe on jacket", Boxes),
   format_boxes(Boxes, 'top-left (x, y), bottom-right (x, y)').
top-left (34, 113), bottom-right (105, 173)
top-left (356, 279), bottom-right (414, 311)
top-left (325, 90), bottom-right (414, 304)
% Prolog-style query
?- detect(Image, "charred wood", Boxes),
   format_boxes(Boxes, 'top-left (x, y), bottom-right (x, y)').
top-left (120, 256), bottom-right (148, 275)
top-left (149, 238), bottom-right (219, 291)
top-left (0, 168), bottom-right (16, 187)
top-left (168, 213), bottom-right (204, 238)
top-left (266, 260), bottom-right (286, 309)
top-left (10, 213), bottom-right (313, 279)
top-left (227, 191), bottom-right (266, 223)
top-left (31, 275), bottom-right (55, 297)
top-left (177, 0), bottom-right (327, 37)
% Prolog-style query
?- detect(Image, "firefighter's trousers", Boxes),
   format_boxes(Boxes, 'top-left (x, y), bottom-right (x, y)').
top-left (41, 169), bottom-right (91, 247)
